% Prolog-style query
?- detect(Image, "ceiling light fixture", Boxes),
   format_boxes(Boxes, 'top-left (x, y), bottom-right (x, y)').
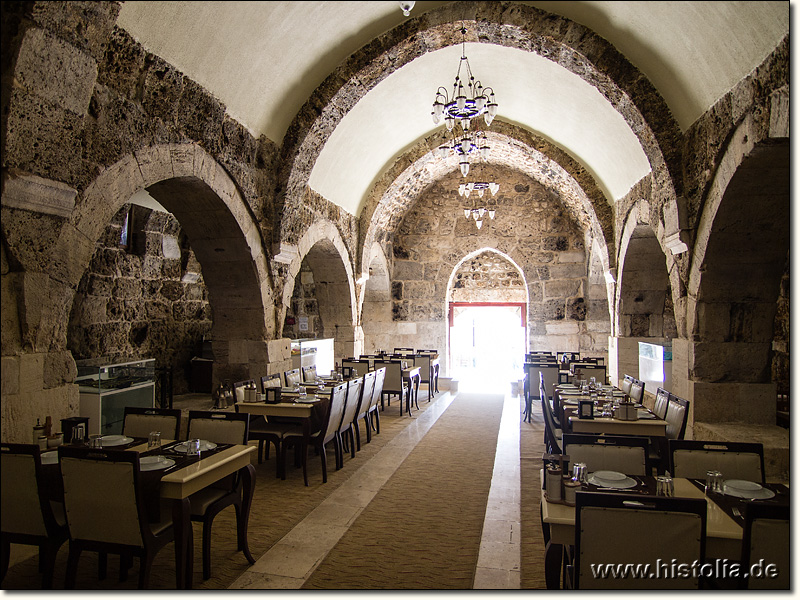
top-left (459, 162), bottom-right (499, 229)
top-left (398, 1), bottom-right (415, 17)
top-left (431, 26), bottom-right (498, 131)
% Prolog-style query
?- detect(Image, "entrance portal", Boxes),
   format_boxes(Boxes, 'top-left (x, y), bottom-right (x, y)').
top-left (449, 303), bottom-right (526, 393)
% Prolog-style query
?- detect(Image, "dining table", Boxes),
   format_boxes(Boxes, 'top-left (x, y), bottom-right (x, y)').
top-left (41, 436), bottom-right (257, 589)
top-left (538, 471), bottom-right (789, 589)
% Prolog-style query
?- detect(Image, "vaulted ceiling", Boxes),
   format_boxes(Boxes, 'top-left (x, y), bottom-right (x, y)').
top-left (117, 1), bottom-right (788, 216)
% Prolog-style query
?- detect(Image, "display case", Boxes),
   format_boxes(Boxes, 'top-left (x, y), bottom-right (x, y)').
top-left (76, 358), bottom-right (156, 435)
top-left (290, 338), bottom-right (334, 376)
top-left (638, 342), bottom-right (672, 397)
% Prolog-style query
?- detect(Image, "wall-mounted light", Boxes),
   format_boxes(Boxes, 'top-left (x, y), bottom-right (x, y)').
top-left (356, 273), bottom-right (370, 285)
top-left (604, 270), bottom-right (616, 284)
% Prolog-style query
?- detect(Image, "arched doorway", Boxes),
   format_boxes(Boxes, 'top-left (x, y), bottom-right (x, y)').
top-left (447, 249), bottom-right (528, 393)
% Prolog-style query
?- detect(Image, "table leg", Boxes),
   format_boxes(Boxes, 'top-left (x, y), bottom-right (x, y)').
top-left (544, 541), bottom-right (563, 589)
top-left (172, 497), bottom-right (192, 589)
top-left (238, 464), bottom-right (256, 564)
top-left (414, 374), bottom-right (420, 409)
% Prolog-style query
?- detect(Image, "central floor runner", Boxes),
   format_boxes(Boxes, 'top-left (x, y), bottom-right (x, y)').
top-left (303, 392), bottom-right (505, 589)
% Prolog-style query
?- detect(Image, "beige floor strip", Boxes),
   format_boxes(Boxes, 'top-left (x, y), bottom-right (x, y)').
top-left (473, 393), bottom-right (522, 588)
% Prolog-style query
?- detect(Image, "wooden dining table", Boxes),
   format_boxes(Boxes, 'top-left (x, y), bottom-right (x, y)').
top-left (158, 443), bottom-right (256, 589)
top-left (42, 438), bottom-right (256, 589)
top-left (567, 414), bottom-right (668, 437)
top-left (539, 474), bottom-right (744, 589)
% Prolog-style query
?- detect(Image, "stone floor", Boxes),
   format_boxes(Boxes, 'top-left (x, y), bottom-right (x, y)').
top-left (5, 383), bottom-right (525, 589)
top-left (228, 385), bottom-right (521, 589)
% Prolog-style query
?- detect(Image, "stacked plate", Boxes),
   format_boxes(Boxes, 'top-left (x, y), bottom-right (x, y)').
top-left (140, 455), bottom-right (176, 471)
top-left (173, 440), bottom-right (217, 453)
top-left (41, 451), bottom-right (58, 465)
top-left (723, 479), bottom-right (775, 500)
top-left (100, 435), bottom-right (134, 447)
top-left (588, 470), bottom-right (638, 489)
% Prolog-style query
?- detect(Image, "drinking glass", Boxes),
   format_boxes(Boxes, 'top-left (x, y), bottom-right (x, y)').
top-left (572, 462), bottom-right (588, 483)
top-left (705, 470), bottom-right (724, 494)
top-left (656, 474), bottom-right (674, 496)
top-left (187, 438), bottom-right (201, 457)
top-left (71, 424), bottom-right (86, 445)
top-left (89, 434), bottom-right (103, 449)
top-left (148, 430), bottom-right (162, 450)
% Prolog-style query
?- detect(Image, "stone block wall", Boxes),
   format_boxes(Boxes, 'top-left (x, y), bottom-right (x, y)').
top-left (282, 262), bottom-right (323, 340)
top-left (67, 204), bottom-right (212, 394)
top-left (387, 166), bottom-right (609, 371)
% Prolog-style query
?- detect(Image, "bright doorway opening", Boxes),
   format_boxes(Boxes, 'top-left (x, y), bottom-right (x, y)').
top-left (449, 303), bottom-right (526, 394)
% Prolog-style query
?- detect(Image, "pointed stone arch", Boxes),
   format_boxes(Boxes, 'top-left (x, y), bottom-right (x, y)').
top-left (281, 220), bottom-right (358, 361)
top-left (611, 200), bottom-right (674, 389)
top-left (684, 113), bottom-right (790, 428)
top-left (278, 1), bottom-right (679, 242)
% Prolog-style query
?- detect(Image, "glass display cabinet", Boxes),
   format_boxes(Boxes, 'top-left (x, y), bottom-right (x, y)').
top-left (638, 342), bottom-right (672, 397)
top-left (290, 338), bottom-right (334, 376)
top-left (76, 358), bottom-right (156, 435)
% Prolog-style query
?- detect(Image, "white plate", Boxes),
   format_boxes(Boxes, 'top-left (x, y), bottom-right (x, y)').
top-left (589, 475), bottom-right (638, 489)
top-left (41, 451), bottom-right (58, 465)
top-left (725, 479), bottom-right (762, 492)
top-left (140, 456), bottom-right (175, 471)
top-left (593, 470), bottom-right (626, 482)
top-left (724, 485), bottom-right (775, 500)
top-left (100, 435), bottom-right (134, 447)
top-left (173, 440), bottom-right (217, 453)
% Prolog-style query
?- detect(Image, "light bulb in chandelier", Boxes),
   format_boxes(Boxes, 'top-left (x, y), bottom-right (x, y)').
top-left (475, 219), bottom-right (484, 229)
top-left (488, 208), bottom-right (496, 219)
top-left (464, 208), bottom-right (471, 219)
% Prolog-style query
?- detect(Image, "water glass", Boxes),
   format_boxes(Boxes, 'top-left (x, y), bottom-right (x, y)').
top-left (656, 474), bottom-right (674, 496)
top-left (572, 462), bottom-right (588, 483)
top-left (71, 424), bottom-right (86, 445)
top-left (148, 430), bottom-right (162, 450)
top-left (187, 438), bottom-right (202, 457)
top-left (705, 470), bottom-right (724, 494)
top-left (89, 434), bottom-right (103, 449)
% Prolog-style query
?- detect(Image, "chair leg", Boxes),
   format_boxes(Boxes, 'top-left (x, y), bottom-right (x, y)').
top-left (65, 543), bottom-right (82, 589)
top-left (320, 444), bottom-right (328, 484)
top-left (98, 550), bottom-right (107, 580)
top-left (355, 419), bottom-right (363, 450)
top-left (348, 428), bottom-right (356, 458)
top-left (0, 537), bottom-right (10, 586)
top-left (119, 551), bottom-right (131, 581)
top-left (138, 553), bottom-right (152, 590)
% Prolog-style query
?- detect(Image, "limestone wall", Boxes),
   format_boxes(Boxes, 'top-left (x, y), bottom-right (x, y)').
top-left (387, 166), bottom-right (610, 371)
top-left (67, 204), bottom-right (212, 395)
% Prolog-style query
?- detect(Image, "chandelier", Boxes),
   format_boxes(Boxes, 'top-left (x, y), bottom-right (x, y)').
top-left (431, 26), bottom-right (498, 132)
top-left (435, 128), bottom-right (489, 177)
top-left (458, 163), bottom-right (499, 229)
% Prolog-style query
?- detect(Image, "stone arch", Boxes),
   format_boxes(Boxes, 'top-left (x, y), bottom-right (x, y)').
top-left (361, 126), bottom-right (612, 276)
top-left (613, 200), bottom-right (674, 388)
top-left (281, 220), bottom-right (358, 361)
top-left (59, 143), bottom-right (275, 383)
top-left (445, 247), bottom-right (529, 378)
top-left (359, 242), bottom-right (392, 355)
top-left (279, 1), bottom-right (680, 241)
top-left (685, 113), bottom-right (790, 426)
